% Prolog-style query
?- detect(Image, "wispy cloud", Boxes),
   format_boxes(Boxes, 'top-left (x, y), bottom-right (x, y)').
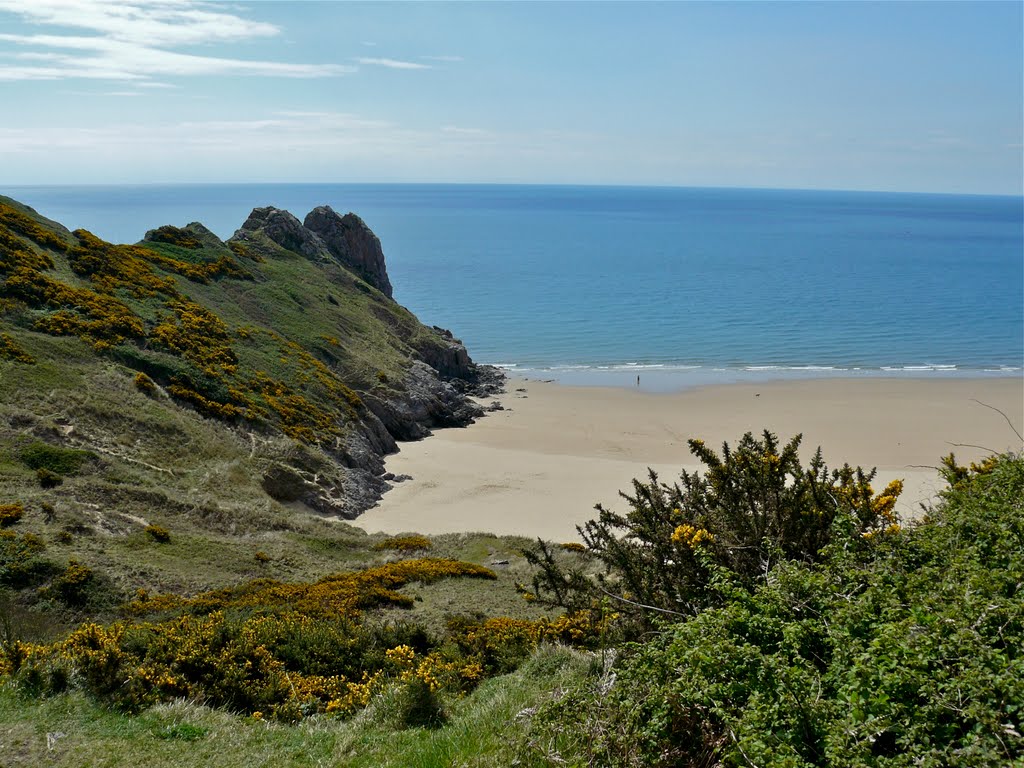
top-left (441, 125), bottom-right (491, 137)
top-left (423, 55), bottom-right (463, 63)
top-left (0, 0), bottom-right (347, 82)
top-left (356, 57), bottom-right (431, 71)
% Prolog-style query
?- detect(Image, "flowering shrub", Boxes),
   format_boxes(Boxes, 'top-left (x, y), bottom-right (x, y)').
top-left (521, 454), bottom-right (1024, 768)
top-left (525, 430), bottom-right (905, 627)
top-left (145, 525), bottom-right (171, 543)
top-left (0, 529), bottom-right (54, 588)
top-left (0, 503), bottom-right (24, 527)
top-left (145, 226), bottom-right (202, 250)
top-left (2, 558), bottom-right (507, 720)
top-left (0, 202), bottom-right (68, 253)
top-left (134, 372), bottom-right (156, 394)
top-left (39, 560), bottom-right (94, 606)
top-left (0, 333), bottom-right (34, 364)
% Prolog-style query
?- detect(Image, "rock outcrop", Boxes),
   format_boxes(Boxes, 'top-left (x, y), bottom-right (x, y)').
top-left (304, 206), bottom-right (393, 299)
top-left (236, 206), bottom-right (329, 261)
top-left (225, 203), bottom-right (505, 513)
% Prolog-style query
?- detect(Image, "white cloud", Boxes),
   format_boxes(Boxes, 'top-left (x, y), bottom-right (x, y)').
top-left (356, 57), bottom-right (431, 71)
top-left (0, 0), bottom-right (278, 46)
top-left (0, 0), bottom-right (346, 81)
top-left (423, 55), bottom-right (463, 63)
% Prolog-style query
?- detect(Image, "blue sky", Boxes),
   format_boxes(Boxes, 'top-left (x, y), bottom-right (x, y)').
top-left (0, 1), bottom-right (1020, 194)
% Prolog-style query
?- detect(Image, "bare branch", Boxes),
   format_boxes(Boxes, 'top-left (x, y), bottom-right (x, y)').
top-left (971, 399), bottom-right (1023, 444)
top-left (946, 442), bottom-right (998, 454)
top-left (596, 586), bottom-right (688, 618)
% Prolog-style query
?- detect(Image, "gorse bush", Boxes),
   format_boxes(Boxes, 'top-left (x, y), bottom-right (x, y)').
top-left (0, 556), bottom-right (604, 722)
top-left (144, 525), bottom-right (171, 543)
top-left (524, 431), bottom-right (902, 626)
top-left (0, 504), bottom-right (23, 528)
top-left (0, 530), bottom-right (57, 589)
top-left (0, 333), bottom-right (34, 364)
top-left (520, 453), bottom-right (1024, 767)
top-left (36, 468), bottom-right (62, 489)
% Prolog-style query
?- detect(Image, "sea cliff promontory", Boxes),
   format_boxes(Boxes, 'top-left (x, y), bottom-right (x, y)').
top-left (0, 194), bottom-right (502, 522)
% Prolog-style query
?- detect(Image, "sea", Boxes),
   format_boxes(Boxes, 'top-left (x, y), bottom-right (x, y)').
top-left (5, 183), bottom-right (1022, 391)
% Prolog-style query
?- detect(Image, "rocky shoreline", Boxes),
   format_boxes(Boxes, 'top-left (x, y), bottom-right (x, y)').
top-left (198, 203), bottom-right (507, 519)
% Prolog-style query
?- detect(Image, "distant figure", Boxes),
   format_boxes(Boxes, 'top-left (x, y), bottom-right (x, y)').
top-left (637, 374), bottom-right (640, 387)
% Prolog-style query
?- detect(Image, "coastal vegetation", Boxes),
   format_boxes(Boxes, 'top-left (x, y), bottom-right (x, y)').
top-left (0, 197), bottom-right (1019, 765)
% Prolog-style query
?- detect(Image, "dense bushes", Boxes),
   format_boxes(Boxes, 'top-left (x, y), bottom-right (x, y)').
top-left (1, 556), bottom-right (604, 721)
top-left (520, 452), bottom-right (1024, 767)
top-left (525, 431), bottom-right (901, 627)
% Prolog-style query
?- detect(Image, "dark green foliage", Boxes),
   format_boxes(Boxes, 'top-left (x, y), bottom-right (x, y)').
top-left (19, 441), bottom-right (94, 476)
top-left (522, 454), bottom-right (1024, 767)
top-left (110, 344), bottom-right (232, 404)
top-left (145, 226), bottom-right (202, 250)
top-left (39, 561), bottom-right (94, 607)
top-left (0, 532), bottom-right (57, 589)
top-left (145, 525), bottom-right (171, 543)
top-left (36, 468), bottom-right (62, 488)
top-left (0, 504), bottom-right (23, 527)
top-left (525, 431), bottom-right (900, 628)
top-left (396, 677), bottom-right (447, 729)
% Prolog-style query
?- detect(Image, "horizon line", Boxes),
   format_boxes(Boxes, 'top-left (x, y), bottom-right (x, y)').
top-left (4, 180), bottom-right (1021, 199)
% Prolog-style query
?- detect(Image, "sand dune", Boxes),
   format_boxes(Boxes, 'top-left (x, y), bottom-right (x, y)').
top-left (355, 377), bottom-right (1024, 542)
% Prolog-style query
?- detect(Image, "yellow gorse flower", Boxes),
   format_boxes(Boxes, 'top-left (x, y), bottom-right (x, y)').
top-left (672, 524), bottom-right (715, 548)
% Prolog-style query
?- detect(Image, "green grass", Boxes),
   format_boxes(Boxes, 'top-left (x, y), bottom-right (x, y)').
top-left (0, 645), bottom-right (592, 768)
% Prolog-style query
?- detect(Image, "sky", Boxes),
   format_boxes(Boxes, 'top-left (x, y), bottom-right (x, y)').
top-left (0, 1), bottom-right (1021, 194)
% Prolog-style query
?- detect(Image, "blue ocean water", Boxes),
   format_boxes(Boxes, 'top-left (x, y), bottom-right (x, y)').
top-left (5, 184), bottom-right (1022, 388)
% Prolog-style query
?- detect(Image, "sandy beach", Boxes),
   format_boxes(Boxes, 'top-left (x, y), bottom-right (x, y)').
top-left (355, 377), bottom-right (1024, 542)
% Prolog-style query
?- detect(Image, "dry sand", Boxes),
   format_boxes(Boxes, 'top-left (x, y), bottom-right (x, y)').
top-left (354, 377), bottom-right (1024, 542)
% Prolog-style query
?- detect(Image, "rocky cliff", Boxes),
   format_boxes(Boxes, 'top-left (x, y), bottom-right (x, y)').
top-left (0, 195), bottom-right (503, 523)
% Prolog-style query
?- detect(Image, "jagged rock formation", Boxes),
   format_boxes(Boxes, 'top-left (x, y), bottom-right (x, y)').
top-left (232, 205), bottom-right (394, 300)
top-left (236, 206), bottom-right (328, 261)
top-left (304, 206), bottom-right (393, 299)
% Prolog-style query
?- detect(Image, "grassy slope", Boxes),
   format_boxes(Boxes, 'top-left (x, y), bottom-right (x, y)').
top-left (0, 646), bottom-right (593, 768)
top-left (0, 198), bottom-right (552, 645)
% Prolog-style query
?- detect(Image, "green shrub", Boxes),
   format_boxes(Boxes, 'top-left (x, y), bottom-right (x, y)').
top-left (134, 372), bottom-right (156, 394)
top-left (0, 531), bottom-right (57, 589)
top-left (396, 676), bottom-right (447, 729)
top-left (525, 430), bottom-right (902, 627)
top-left (36, 468), bottom-right (62, 488)
top-left (145, 525), bottom-right (171, 543)
top-left (0, 333), bottom-right (34, 364)
top-left (0, 504), bottom-right (23, 527)
top-left (19, 442), bottom-right (93, 476)
top-left (39, 560), bottom-right (94, 606)
top-left (521, 453), bottom-right (1024, 767)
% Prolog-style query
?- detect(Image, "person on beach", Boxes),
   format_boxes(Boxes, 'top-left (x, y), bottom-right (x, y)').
top-left (637, 374), bottom-right (640, 387)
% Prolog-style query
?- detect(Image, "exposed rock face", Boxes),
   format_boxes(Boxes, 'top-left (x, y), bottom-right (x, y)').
top-left (415, 327), bottom-right (472, 379)
top-left (304, 206), bottom-right (393, 298)
top-left (229, 202), bottom-right (504, 516)
top-left (362, 360), bottom-right (485, 441)
top-left (237, 206), bottom-right (328, 261)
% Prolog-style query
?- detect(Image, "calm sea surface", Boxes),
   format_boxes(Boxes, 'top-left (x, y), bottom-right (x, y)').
top-left (6, 184), bottom-right (1022, 389)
